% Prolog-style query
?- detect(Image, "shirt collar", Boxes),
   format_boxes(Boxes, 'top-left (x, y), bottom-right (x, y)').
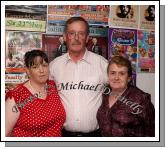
top-left (65, 49), bottom-right (91, 64)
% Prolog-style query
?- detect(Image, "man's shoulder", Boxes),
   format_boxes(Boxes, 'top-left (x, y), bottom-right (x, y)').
top-left (50, 53), bottom-right (67, 66)
top-left (87, 51), bottom-right (108, 63)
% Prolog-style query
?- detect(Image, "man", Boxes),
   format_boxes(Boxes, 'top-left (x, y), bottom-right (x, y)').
top-left (54, 36), bottom-right (67, 58)
top-left (49, 17), bottom-right (108, 137)
top-left (15, 56), bottom-right (24, 68)
top-left (145, 5), bottom-right (155, 21)
top-left (117, 5), bottom-right (132, 19)
top-left (91, 37), bottom-right (102, 56)
top-left (6, 53), bottom-right (17, 68)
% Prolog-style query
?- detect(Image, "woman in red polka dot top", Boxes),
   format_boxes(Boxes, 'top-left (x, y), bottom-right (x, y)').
top-left (5, 50), bottom-right (66, 137)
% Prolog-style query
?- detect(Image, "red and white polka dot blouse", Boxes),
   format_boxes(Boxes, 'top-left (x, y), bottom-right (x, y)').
top-left (6, 80), bottom-right (66, 137)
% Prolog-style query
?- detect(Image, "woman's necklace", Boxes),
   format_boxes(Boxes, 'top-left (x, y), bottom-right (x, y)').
top-left (28, 80), bottom-right (47, 98)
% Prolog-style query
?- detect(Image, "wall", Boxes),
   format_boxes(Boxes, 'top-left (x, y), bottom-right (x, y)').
top-left (136, 73), bottom-right (155, 105)
top-left (5, 5), bottom-right (155, 101)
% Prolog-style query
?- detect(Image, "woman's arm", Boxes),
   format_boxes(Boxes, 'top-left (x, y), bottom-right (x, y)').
top-left (140, 93), bottom-right (155, 137)
top-left (5, 97), bottom-right (20, 137)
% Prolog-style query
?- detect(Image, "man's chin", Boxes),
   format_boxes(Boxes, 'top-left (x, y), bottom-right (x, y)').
top-left (71, 48), bottom-right (84, 52)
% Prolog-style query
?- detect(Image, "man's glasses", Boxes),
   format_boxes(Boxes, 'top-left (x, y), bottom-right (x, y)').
top-left (66, 31), bottom-right (87, 39)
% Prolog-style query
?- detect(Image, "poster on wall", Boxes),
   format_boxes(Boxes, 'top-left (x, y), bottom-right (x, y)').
top-left (87, 27), bottom-right (108, 58)
top-left (79, 5), bottom-right (109, 26)
top-left (5, 31), bottom-right (42, 73)
top-left (47, 5), bottom-right (77, 28)
top-left (108, 27), bottom-right (137, 85)
top-left (5, 5), bottom-right (47, 32)
top-left (42, 34), bottom-right (108, 62)
top-left (47, 5), bottom-right (109, 31)
top-left (5, 5), bottom-right (47, 20)
top-left (44, 26), bottom-right (108, 61)
top-left (137, 30), bottom-right (155, 72)
top-left (87, 36), bottom-right (108, 59)
top-left (5, 73), bottom-right (28, 93)
top-left (6, 18), bottom-right (46, 32)
top-left (42, 34), bottom-right (67, 62)
top-left (139, 5), bottom-right (155, 30)
top-left (108, 28), bottom-right (137, 70)
top-left (109, 5), bottom-right (139, 29)
top-left (47, 25), bottom-right (64, 35)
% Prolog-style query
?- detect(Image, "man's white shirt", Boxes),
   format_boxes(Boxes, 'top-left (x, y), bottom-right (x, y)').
top-left (49, 50), bottom-right (108, 132)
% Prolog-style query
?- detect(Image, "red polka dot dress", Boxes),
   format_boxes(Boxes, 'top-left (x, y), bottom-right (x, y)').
top-left (6, 80), bottom-right (66, 137)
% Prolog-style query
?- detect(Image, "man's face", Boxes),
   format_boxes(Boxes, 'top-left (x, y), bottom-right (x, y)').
top-left (149, 6), bottom-right (155, 17)
top-left (92, 38), bottom-right (97, 45)
top-left (63, 21), bottom-right (89, 53)
top-left (121, 5), bottom-right (130, 15)
top-left (59, 37), bottom-right (64, 44)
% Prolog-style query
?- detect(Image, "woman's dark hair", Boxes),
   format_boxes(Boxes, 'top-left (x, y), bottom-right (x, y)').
top-left (24, 50), bottom-right (48, 68)
top-left (64, 16), bottom-right (89, 35)
top-left (107, 56), bottom-right (132, 77)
